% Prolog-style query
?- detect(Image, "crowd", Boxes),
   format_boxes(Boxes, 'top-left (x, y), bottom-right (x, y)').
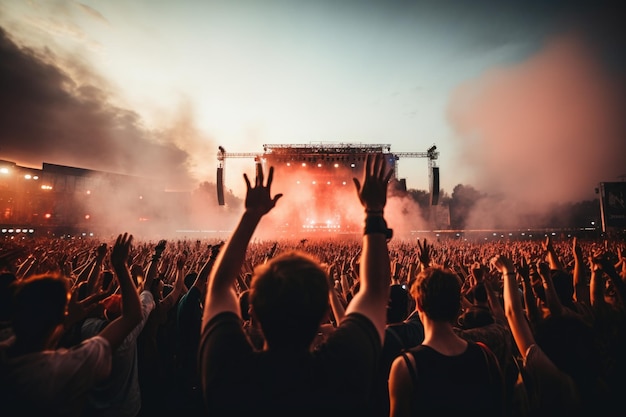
top-left (0, 155), bottom-right (625, 417)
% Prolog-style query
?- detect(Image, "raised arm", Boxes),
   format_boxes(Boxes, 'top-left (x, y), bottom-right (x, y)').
top-left (144, 240), bottom-right (166, 294)
top-left (345, 153), bottom-right (393, 344)
top-left (98, 233), bottom-right (143, 351)
top-left (537, 260), bottom-right (564, 317)
top-left (327, 263), bottom-right (346, 324)
top-left (518, 257), bottom-right (542, 326)
top-left (542, 236), bottom-right (563, 271)
top-left (160, 252), bottom-right (188, 312)
top-left (201, 166), bottom-right (282, 330)
top-left (85, 243), bottom-right (107, 294)
top-left (492, 255), bottom-right (535, 359)
top-left (572, 237), bottom-right (590, 305)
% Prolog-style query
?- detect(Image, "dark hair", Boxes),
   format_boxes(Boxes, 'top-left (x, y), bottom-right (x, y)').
top-left (387, 284), bottom-right (409, 323)
top-left (411, 267), bottom-right (462, 323)
top-left (184, 272), bottom-right (198, 290)
top-left (550, 270), bottom-right (575, 309)
top-left (11, 274), bottom-right (69, 340)
top-left (468, 282), bottom-right (488, 304)
top-left (250, 251), bottom-right (329, 351)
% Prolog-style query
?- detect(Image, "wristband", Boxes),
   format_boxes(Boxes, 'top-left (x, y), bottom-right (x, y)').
top-left (364, 215), bottom-right (393, 240)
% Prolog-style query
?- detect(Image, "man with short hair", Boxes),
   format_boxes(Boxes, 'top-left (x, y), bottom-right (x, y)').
top-left (0, 233), bottom-right (142, 417)
top-left (199, 154), bottom-right (393, 416)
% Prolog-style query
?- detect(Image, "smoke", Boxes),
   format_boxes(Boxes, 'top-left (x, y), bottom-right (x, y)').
top-left (0, 26), bottom-right (199, 189)
top-left (448, 15), bottom-right (626, 229)
top-left (0, 26), bottom-right (240, 239)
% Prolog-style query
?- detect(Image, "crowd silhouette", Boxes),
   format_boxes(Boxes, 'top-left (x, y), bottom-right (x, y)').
top-left (1, 155), bottom-right (625, 417)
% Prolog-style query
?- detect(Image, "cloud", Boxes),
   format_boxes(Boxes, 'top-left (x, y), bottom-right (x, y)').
top-left (0, 26), bottom-right (197, 190)
top-left (77, 3), bottom-right (110, 25)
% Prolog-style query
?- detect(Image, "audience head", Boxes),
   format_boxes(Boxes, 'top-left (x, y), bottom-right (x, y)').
top-left (387, 284), bottom-right (409, 324)
top-left (411, 266), bottom-right (462, 323)
top-left (10, 274), bottom-right (69, 343)
top-left (250, 250), bottom-right (329, 351)
top-left (550, 270), bottom-right (575, 309)
top-left (184, 272), bottom-right (198, 291)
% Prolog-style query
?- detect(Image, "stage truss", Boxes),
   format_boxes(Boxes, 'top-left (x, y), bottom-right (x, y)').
top-left (216, 143), bottom-right (439, 234)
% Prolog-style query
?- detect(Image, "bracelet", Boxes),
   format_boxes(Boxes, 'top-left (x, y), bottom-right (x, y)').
top-left (364, 216), bottom-right (393, 240)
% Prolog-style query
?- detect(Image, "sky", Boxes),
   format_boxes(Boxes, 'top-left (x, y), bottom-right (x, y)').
top-left (0, 0), bottom-right (625, 229)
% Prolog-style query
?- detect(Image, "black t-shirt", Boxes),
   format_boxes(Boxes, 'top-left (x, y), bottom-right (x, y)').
top-left (199, 311), bottom-right (380, 417)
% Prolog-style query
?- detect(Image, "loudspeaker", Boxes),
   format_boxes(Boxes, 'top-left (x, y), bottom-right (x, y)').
top-left (430, 167), bottom-right (440, 206)
top-left (217, 167), bottom-right (225, 206)
top-left (398, 178), bottom-right (407, 192)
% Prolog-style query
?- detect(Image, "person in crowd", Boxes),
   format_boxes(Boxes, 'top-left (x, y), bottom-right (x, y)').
top-left (0, 233), bottom-right (143, 417)
top-left (79, 239), bottom-right (159, 417)
top-left (175, 243), bottom-right (221, 415)
top-left (198, 154), bottom-right (393, 416)
top-left (137, 250), bottom-right (186, 416)
top-left (388, 264), bottom-right (505, 417)
top-left (493, 254), bottom-right (614, 417)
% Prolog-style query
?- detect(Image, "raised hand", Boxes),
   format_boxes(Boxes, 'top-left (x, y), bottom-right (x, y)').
top-left (155, 239), bottom-right (167, 255)
top-left (490, 255), bottom-right (515, 274)
top-left (352, 153), bottom-right (393, 213)
top-left (516, 256), bottom-right (530, 282)
top-left (572, 237), bottom-right (583, 259)
top-left (111, 233), bottom-right (133, 267)
top-left (243, 165), bottom-right (283, 217)
top-left (417, 238), bottom-right (432, 268)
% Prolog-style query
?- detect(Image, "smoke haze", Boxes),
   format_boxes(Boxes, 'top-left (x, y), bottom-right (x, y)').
top-left (448, 12), bottom-right (626, 229)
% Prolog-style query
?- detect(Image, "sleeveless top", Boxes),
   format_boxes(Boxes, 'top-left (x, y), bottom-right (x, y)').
top-left (400, 341), bottom-right (504, 417)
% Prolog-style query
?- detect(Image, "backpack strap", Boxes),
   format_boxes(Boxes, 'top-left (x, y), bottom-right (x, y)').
top-left (400, 350), bottom-right (418, 387)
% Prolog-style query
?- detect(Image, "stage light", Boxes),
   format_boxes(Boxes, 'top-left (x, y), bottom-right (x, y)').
top-left (302, 163), bottom-right (306, 167)
top-left (86, 190), bottom-right (91, 195)
top-left (334, 163), bottom-right (339, 168)
top-left (85, 214), bottom-right (90, 220)
top-left (342, 181), bottom-right (346, 185)
top-left (312, 181), bottom-right (316, 185)
top-left (350, 163), bottom-right (355, 168)
top-left (33, 176), bottom-right (39, 180)
top-left (44, 213), bottom-right (51, 219)
top-left (317, 163), bottom-right (322, 168)
top-left (24, 174), bottom-right (31, 180)
top-left (286, 162), bottom-right (291, 167)
top-left (8, 229), bottom-right (14, 233)
top-left (327, 181), bottom-right (331, 185)
top-left (1, 229), bottom-right (7, 233)
top-left (0, 168), bottom-right (8, 174)
top-left (28, 229), bottom-right (34, 233)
